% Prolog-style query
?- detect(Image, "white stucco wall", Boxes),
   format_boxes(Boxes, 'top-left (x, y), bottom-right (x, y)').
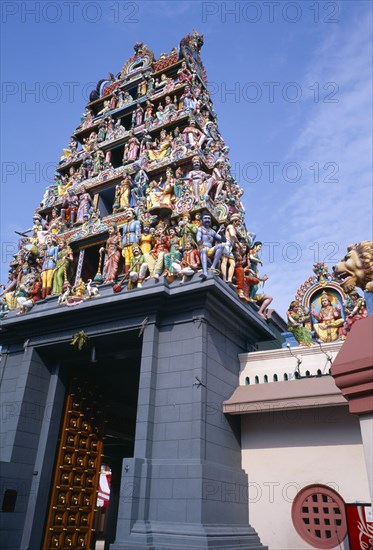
top-left (241, 406), bottom-right (370, 550)
top-left (239, 342), bottom-right (343, 386)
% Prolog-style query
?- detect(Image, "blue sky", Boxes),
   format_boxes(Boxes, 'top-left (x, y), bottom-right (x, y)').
top-left (1, 0), bottom-right (372, 317)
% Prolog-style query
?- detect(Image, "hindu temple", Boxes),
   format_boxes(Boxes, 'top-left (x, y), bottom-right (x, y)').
top-left (0, 32), bottom-right (372, 550)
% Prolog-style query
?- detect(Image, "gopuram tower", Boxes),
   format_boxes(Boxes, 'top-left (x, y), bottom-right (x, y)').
top-left (0, 33), bottom-right (284, 550)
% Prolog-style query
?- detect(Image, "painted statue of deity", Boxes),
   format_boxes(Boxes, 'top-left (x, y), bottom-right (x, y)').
top-left (146, 179), bottom-right (163, 210)
top-left (196, 212), bottom-right (225, 280)
top-left (159, 167), bottom-right (174, 208)
top-left (41, 234), bottom-right (59, 298)
top-left (148, 130), bottom-right (172, 161)
top-left (172, 239), bottom-right (201, 283)
top-left (248, 242), bottom-right (263, 299)
top-left (123, 131), bottom-right (140, 163)
top-left (343, 290), bottom-right (368, 335)
top-left (97, 123), bottom-right (107, 142)
top-left (181, 85), bottom-right (197, 112)
top-left (173, 166), bottom-right (186, 199)
top-left (113, 175), bottom-right (132, 212)
top-left (144, 101), bottom-right (154, 127)
top-left (187, 156), bottom-right (212, 204)
top-left (287, 301), bottom-right (313, 346)
top-left (100, 223), bottom-right (122, 282)
top-left (221, 214), bottom-right (241, 283)
top-left (132, 169), bottom-right (149, 203)
top-left (183, 119), bottom-right (205, 149)
top-left (163, 227), bottom-right (182, 274)
top-left (92, 150), bottom-right (105, 176)
top-left (177, 61), bottom-right (193, 83)
top-left (137, 76), bottom-right (148, 98)
top-left (139, 224), bottom-right (153, 255)
top-left (311, 291), bottom-right (344, 343)
top-left (76, 187), bottom-right (93, 224)
top-left (143, 228), bottom-right (170, 280)
top-left (61, 188), bottom-right (79, 227)
top-left (51, 239), bottom-right (73, 295)
top-left (121, 209), bottom-right (141, 275)
top-left (155, 104), bottom-right (165, 126)
top-left (163, 96), bottom-right (177, 123)
top-left (209, 158), bottom-right (226, 198)
top-left (132, 104), bottom-right (144, 128)
top-left (177, 213), bottom-right (198, 249)
top-left (128, 243), bottom-right (148, 289)
top-left (16, 272), bottom-right (42, 315)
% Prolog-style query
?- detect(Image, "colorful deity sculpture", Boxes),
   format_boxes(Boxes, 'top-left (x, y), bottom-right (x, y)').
top-left (100, 223), bottom-right (122, 283)
top-left (41, 234), bottom-right (59, 298)
top-left (76, 187), bottom-right (93, 224)
top-left (287, 301), bottom-right (313, 346)
top-left (51, 239), bottom-right (73, 295)
top-left (311, 291), bottom-right (344, 343)
top-left (196, 212), bottom-right (226, 280)
top-left (221, 214), bottom-right (241, 283)
top-left (121, 209), bottom-right (141, 275)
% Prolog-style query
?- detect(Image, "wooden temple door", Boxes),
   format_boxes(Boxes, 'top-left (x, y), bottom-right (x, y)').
top-left (42, 377), bottom-right (105, 550)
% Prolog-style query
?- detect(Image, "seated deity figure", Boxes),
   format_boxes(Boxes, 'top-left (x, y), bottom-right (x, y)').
top-left (172, 238), bottom-right (201, 283)
top-left (209, 158), bottom-right (227, 198)
top-left (311, 291), bottom-right (344, 342)
top-left (148, 130), bottom-right (172, 161)
top-left (128, 244), bottom-right (149, 289)
top-left (343, 291), bottom-right (368, 335)
top-left (196, 212), bottom-right (226, 280)
top-left (16, 272), bottom-right (42, 315)
top-left (183, 119), bottom-right (205, 149)
top-left (177, 61), bottom-right (193, 83)
top-left (287, 301), bottom-right (313, 346)
top-left (143, 228), bottom-right (170, 280)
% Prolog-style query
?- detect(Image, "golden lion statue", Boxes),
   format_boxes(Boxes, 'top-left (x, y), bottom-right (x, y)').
top-left (333, 241), bottom-right (373, 293)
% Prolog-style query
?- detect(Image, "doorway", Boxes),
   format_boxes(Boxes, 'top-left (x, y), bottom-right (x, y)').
top-left (41, 332), bottom-right (141, 550)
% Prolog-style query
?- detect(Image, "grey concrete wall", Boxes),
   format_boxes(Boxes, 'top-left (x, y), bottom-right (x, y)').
top-left (0, 347), bottom-right (56, 550)
top-left (112, 292), bottom-right (268, 549)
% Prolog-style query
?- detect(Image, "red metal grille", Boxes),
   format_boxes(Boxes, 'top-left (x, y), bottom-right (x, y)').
top-left (292, 485), bottom-right (347, 549)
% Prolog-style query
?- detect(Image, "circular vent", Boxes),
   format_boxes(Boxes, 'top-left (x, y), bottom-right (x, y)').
top-left (291, 484), bottom-right (347, 549)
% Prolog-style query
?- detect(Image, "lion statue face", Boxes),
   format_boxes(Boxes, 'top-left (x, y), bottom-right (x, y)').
top-left (333, 241), bottom-right (373, 293)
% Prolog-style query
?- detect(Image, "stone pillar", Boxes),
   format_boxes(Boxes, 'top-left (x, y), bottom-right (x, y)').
top-left (331, 316), bottom-right (373, 501)
top-left (112, 284), bottom-right (272, 549)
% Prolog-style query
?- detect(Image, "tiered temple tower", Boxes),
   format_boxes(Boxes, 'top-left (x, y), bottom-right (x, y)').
top-left (0, 33), bottom-right (285, 550)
